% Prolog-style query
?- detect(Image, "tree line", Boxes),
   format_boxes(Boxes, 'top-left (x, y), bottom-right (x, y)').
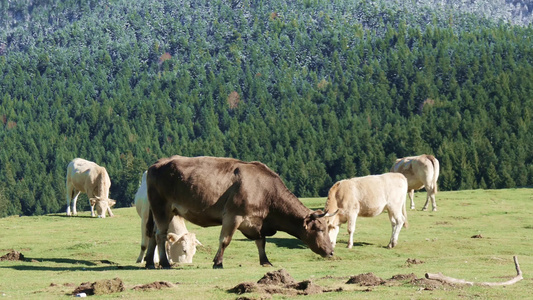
top-left (0, 0), bottom-right (532, 217)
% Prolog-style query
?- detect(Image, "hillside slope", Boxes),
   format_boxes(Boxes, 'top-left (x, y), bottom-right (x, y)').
top-left (0, 0), bottom-right (532, 217)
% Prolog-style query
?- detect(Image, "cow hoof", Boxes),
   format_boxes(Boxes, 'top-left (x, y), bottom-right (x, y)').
top-left (432, 208), bottom-right (437, 212)
top-left (422, 208), bottom-right (428, 211)
top-left (145, 264), bottom-right (156, 269)
top-left (410, 206), bottom-right (415, 210)
top-left (213, 263), bottom-right (223, 269)
top-left (261, 262), bottom-right (273, 267)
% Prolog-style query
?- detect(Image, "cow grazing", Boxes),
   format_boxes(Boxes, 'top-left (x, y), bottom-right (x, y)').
top-left (324, 173), bottom-right (408, 249)
top-left (135, 171), bottom-right (201, 264)
top-left (66, 158), bottom-right (116, 218)
top-left (145, 155), bottom-right (335, 269)
top-left (390, 154), bottom-right (440, 211)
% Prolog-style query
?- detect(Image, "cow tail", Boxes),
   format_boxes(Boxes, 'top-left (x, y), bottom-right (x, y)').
top-left (428, 155), bottom-right (440, 195)
top-left (146, 208), bottom-right (155, 239)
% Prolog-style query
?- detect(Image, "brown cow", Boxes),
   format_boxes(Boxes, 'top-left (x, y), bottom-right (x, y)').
top-left (145, 155), bottom-right (335, 269)
top-left (66, 158), bottom-right (116, 218)
top-left (390, 154), bottom-right (440, 211)
top-left (324, 173), bottom-right (408, 249)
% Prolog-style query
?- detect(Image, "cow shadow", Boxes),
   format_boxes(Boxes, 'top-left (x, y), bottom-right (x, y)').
top-left (234, 237), bottom-right (306, 250)
top-left (267, 238), bottom-right (306, 250)
top-left (47, 214), bottom-right (95, 219)
top-left (0, 257), bottom-right (141, 272)
top-left (351, 241), bottom-right (374, 247)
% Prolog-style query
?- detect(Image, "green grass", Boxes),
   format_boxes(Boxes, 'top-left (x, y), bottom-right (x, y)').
top-left (1, 189), bottom-right (532, 299)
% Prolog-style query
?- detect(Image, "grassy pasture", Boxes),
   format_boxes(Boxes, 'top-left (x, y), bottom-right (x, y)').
top-left (0, 189), bottom-right (531, 299)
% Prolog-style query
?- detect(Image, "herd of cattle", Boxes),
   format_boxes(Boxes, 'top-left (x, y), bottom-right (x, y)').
top-left (65, 154), bottom-right (440, 268)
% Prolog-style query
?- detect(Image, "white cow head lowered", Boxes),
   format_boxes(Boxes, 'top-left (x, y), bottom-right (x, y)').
top-left (89, 196), bottom-right (116, 218)
top-left (166, 232), bottom-right (202, 264)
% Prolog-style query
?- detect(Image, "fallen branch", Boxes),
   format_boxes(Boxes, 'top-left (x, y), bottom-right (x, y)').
top-left (425, 256), bottom-right (523, 287)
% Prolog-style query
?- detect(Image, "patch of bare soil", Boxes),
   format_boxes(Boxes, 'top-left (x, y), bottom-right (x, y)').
top-left (471, 234), bottom-right (483, 238)
top-left (411, 278), bottom-right (447, 290)
top-left (346, 273), bottom-right (385, 286)
top-left (389, 273), bottom-right (459, 291)
top-left (72, 278), bottom-right (124, 296)
top-left (132, 281), bottom-right (175, 291)
top-left (390, 273), bottom-right (418, 281)
top-left (257, 269), bottom-right (295, 285)
top-left (0, 250), bottom-right (25, 261)
top-left (229, 269), bottom-right (329, 297)
top-left (406, 258), bottom-right (425, 266)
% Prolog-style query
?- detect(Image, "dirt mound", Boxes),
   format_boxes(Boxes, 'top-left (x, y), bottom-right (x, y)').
top-left (406, 258), bottom-right (425, 265)
top-left (411, 278), bottom-right (446, 290)
top-left (288, 280), bottom-right (323, 295)
top-left (72, 278), bottom-right (124, 295)
top-left (132, 281), bottom-right (175, 291)
top-left (230, 269), bottom-right (327, 297)
top-left (390, 273), bottom-right (418, 281)
top-left (0, 250), bottom-right (25, 261)
top-left (229, 282), bottom-right (259, 294)
top-left (346, 273), bottom-right (385, 286)
top-left (257, 269), bottom-right (295, 285)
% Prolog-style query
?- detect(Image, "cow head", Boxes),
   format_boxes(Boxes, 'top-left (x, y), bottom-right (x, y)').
top-left (90, 197), bottom-right (116, 218)
top-left (167, 232), bottom-right (202, 264)
top-left (302, 210), bottom-right (336, 258)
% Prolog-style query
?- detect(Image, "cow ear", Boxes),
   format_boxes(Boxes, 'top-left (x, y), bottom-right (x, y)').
top-left (167, 232), bottom-right (181, 244)
top-left (304, 217), bottom-right (312, 230)
top-left (89, 198), bottom-right (97, 206)
top-left (108, 199), bottom-right (117, 207)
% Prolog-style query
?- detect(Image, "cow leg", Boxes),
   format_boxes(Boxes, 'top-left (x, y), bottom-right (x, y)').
top-left (66, 186), bottom-right (74, 216)
top-left (106, 206), bottom-right (114, 217)
top-left (255, 238), bottom-right (272, 267)
top-left (428, 188), bottom-right (437, 211)
top-left (213, 215), bottom-right (242, 269)
top-left (346, 213), bottom-right (357, 249)
top-left (422, 191), bottom-right (436, 211)
top-left (155, 230), bottom-right (171, 268)
top-left (387, 207), bottom-right (405, 248)
top-left (70, 191), bottom-right (81, 216)
top-left (136, 216), bottom-right (149, 263)
top-left (89, 199), bottom-right (96, 217)
top-left (408, 189), bottom-right (416, 210)
top-left (144, 233), bottom-right (157, 269)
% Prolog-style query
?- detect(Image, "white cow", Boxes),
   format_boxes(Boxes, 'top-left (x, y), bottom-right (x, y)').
top-left (66, 158), bottom-right (116, 218)
top-left (324, 173), bottom-right (408, 249)
top-left (390, 154), bottom-right (440, 211)
top-left (135, 171), bottom-right (201, 264)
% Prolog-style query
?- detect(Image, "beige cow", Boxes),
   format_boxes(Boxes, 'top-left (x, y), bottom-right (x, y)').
top-left (66, 158), bottom-right (116, 218)
top-left (135, 171), bottom-right (201, 264)
top-left (390, 154), bottom-right (440, 211)
top-left (324, 173), bottom-right (408, 249)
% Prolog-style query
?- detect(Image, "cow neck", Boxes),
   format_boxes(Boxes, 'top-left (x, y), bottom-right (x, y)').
top-left (270, 191), bottom-right (310, 239)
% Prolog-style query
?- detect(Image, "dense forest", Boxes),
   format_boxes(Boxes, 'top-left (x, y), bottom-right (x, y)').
top-left (0, 0), bottom-right (532, 217)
